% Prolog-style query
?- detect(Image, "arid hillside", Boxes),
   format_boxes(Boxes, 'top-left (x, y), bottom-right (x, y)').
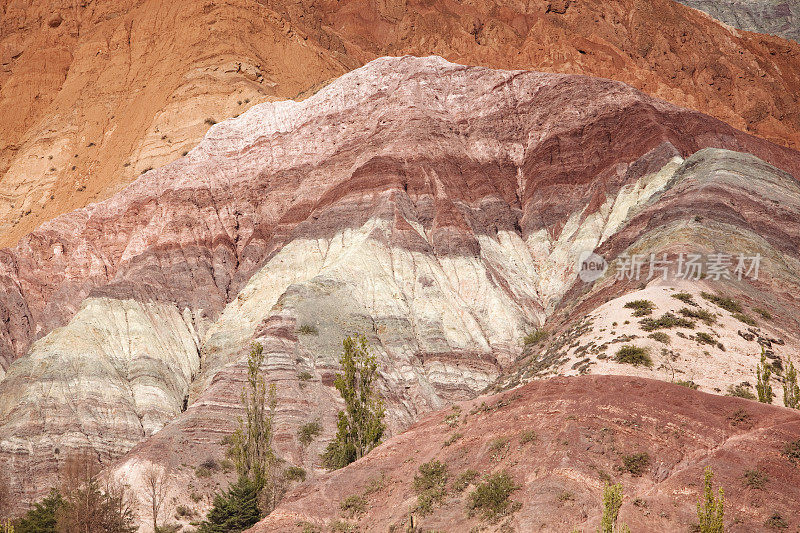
top-left (251, 375), bottom-right (800, 532)
top-left (1, 0), bottom-right (799, 247)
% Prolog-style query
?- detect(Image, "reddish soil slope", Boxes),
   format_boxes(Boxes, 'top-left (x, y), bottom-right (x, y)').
top-left (251, 375), bottom-right (800, 532)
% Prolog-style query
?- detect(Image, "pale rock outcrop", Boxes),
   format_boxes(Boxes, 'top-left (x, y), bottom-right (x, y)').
top-left (677, 0), bottom-right (800, 42)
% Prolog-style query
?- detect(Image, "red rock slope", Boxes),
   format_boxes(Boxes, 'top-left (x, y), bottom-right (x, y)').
top-left (1, 0), bottom-right (799, 247)
top-left (250, 375), bottom-right (800, 533)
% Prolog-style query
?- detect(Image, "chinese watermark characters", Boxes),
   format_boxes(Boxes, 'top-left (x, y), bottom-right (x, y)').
top-left (613, 253), bottom-right (761, 281)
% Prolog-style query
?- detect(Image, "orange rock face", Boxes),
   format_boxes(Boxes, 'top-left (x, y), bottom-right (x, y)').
top-left (1, 0), bottom-right (799, 247)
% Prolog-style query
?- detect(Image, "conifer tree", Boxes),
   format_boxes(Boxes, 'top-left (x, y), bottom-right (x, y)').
top-left (14, 490), bottom-right (63, 533)
top-left (197, 478), bottom-right (261, 533)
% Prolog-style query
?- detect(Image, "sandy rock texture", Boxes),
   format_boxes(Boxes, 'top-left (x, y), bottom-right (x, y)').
top-left (0, 57), bottom-right (797, 523)
top-left (2, 0), bottom-right (800, 246)
top-left (250, 375), bottom-right (800, 532)
top-left (677, 0), bottom-right (800, 42)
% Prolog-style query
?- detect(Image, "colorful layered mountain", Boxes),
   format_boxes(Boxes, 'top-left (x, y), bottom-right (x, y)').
top-left (2, 0), bottom-right (799, 249)
top-left (0, 56), bottom-right (798, 530)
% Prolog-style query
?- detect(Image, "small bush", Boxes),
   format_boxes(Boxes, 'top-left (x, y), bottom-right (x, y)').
top-left (648, 332), bottom-right (670, 344)
top-left (727, 384), bottom-right (756, 400)
top-left (782, 440), bottom-right (800, 463)
top-left (557, 490), bottom-right (574, 503)
top-left (467, 471), bottom-right (519, 520)
top-left (765, 512), bottom-right (788, 530)
top-left (195, 466), bottom-right (213, 478)
top-left (443, 432), bottom-right (463, 447)
top-left (621, 452), bottom-right (650, 477)
top-left (680, 307), bottom-right (715, 324)
top-left (754, 308), bottom-right (773, 320)
top-left (672, 292), bottom-right (697, 305)
top-left (624, 299), bottom-right (656, 317)
top-left (640, 313), bottom-right (695, 331)
top-left (742, 469), bottom-right (768, 490)
top-left (695, 332), bottom-right (716, 346)
top-left (298, 324), bottom-right (318, 335)
top-left (298, 421), bottom-right (322, 446)
top-left (701, 292), bottom-right (742, 313)
top-left (175, 505), bottom-right (195, 517)
top-left (340, 495), bottom-right (367, 518)
top-left (200, 457), bottom-right (218, 470)
top-left (728, 408), bottom-right (752, 426)
top-left (519, 430), bottom-right (538, 445)
top-left (523, 329), bottom-right (548, 346)
top-left (454, 469), bottom-right (479, 492)
top-left (297, 371), bottom-right (313, 381)
top-left (413, 460), bottom-right (448, 515)
top-left (204, 117), bottom-right (217, 125)
top-left (675, 379), bottom-right (699, 389)
top-left (732, 312), bottom-right (757, 326)
top-left (284, 466), bottom-right (307, 482)
top-left (615, 345), bottom-right (652, 367)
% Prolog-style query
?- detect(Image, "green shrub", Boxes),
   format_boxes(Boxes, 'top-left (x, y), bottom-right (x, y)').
top-left (782, 439), bottom-right (800, 463)
top-left (443, 432), bottom-right (463, 447)
top-left (679, 307), bottom-right (715, 324)
top-left (175, 505), bottom-right (194, 517)
top-left (339, 495), bottom-right (367, 518)
top-left (754, 308), bottom-right (773, 320)
top-left (297, 324), bottom-right (318, 335)
top-left (298, 421), bottom-right (322, 447)
top-left (647, 332), bottom-right (670, 344)
top-left (620, 452), bottom-right (650, 477)
top-left (519, 430), bottom-right (538, 445)
top-left (454, 469), bottom-right (479, 492)
top-left (413, 460), bottom-right (448, 515)
top-left (765, 512), bottom-right (788, 529)
top-left (742, 469), bottom-right (768, 490)
top-left (624, 300), bottom-right (656, 317)
top-left (694, 332), bottom-right (716, 346)
top-left (732, 312), bottom-right (757, 326)
top-left (727, 383), bottom-right (756, 400)
top-left (195, 466), bottom-right (213, 478)
top-left (640, 313), bottom-right (695, 331)
top-left (523, 329), bottom-right (548, 346)
top-left (676, 380), bottom-right (699, 390)
top-left (284, 466), bottom-right (307, 482)
top-left (672, 292), bottom-right (697, 305)
top-left (700, 292), bottom-right (742, 313)
top-left (297, 371), bottom-right (313, 381)
top-left (467, 471), bottom-right (519, 520)
top-left (614, 345), bottom-right (652, 367)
